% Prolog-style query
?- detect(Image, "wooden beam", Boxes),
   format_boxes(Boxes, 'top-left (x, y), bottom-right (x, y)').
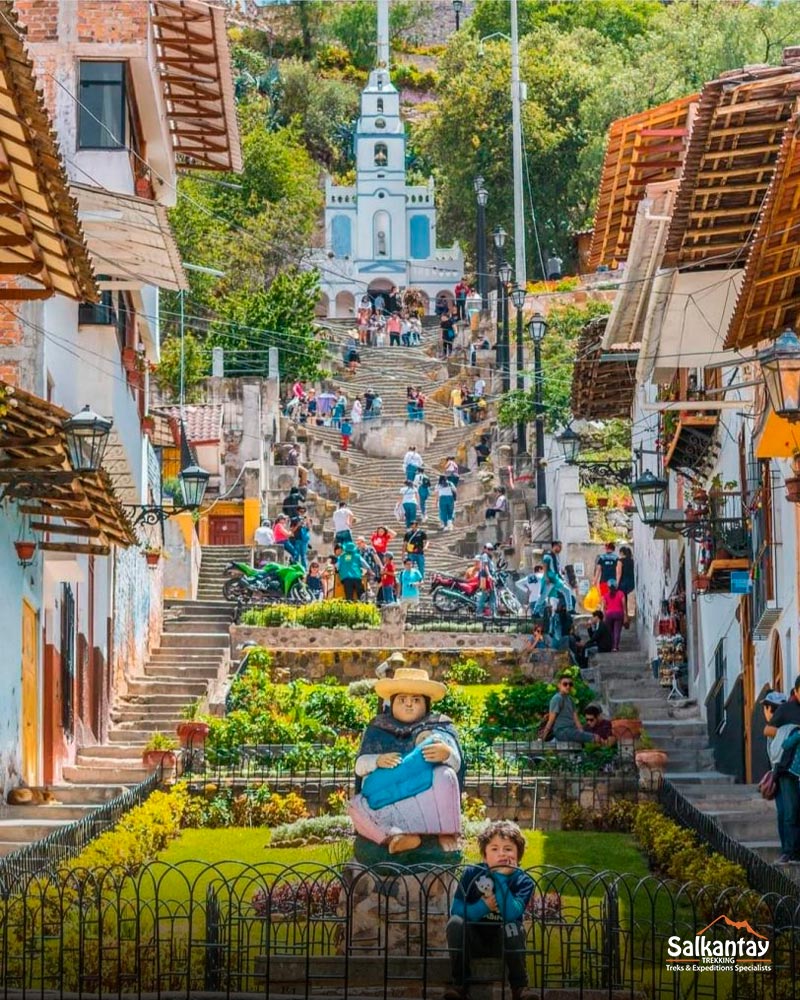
top-left (0, 453), bottom-right (65, 471)
top-left (38, 541), bottom-right (110, 556)
top-left (0, 433), bottom-right (56, 448)
top-left (30, 522), bottom-right (101, 537)
top-left (0, 286), bottom-right (52, 300)
top-left (0, 469), bottom-right (73, 483)
top-left (19, 504), bottom-right (92, 518)
top-left (0, 259), bottom-right (44, 275)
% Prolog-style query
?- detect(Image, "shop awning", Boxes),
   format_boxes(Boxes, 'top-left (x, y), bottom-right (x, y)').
top-left (0, 381), bottom-right (136, 552)
top-left (73, 184), bottom-right (188, 292)
top-left (725, 111), bottom-right (800, 351)
top-left (0, 2), bottom-right (96, 302)
top-left (151, 0), bottom-right (243, 173)
top-left (663, 58), bottom-right (800, 270)
top-left (571, 317), bottom-right (639, 421)
top-left (589, 95), bottom-right (695, 271)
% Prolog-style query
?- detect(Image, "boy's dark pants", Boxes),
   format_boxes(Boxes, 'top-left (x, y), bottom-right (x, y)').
top-left (446, 916), bottom-right (528, 987)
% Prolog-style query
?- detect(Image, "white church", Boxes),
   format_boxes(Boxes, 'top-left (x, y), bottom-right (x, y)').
top-left (310, 0), bottom-right (464, 318)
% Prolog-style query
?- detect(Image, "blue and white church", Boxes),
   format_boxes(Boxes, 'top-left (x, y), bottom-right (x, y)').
top-left (311, 0), bottom-right (463, 318)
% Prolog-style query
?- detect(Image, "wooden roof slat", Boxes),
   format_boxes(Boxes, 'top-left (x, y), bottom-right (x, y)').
top-left (570, 317), bottom-right (639, 420)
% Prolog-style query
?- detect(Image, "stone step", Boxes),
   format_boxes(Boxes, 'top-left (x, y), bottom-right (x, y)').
top-left (75, 753), bottom-right (144, 769)
top-left (706, 810), bottom-right (777, 841)
top-left (158, 633), bottom-right (229, 648)
top-left (108, 729), bottom-right (167, 743)
top-left (147, 649), bottom-right (224, 661)
top-left (124, 680), bottom-right (209, 697)
top-left (49, 784), bottom-right (129, 803)
top-left (0, 819), bottom-right (76, 842)
top-left (76, 744), bottom-right (149, 760)
top-left (165, 599), bottom-right (231, 611)
top-left (144, 664), bottom-right (220, 679)
top-left (117, 692), bottom-right (203, 706)
top-left (3, 803), bottom-right (100, 822)
top-left (163, 615), bottom-right (231, 627)
top-left (742, 841), bottom-right (783, 863)
top-left (111, 717), bottom-right (181, 730)
top-left (61, 765), bottom-right (151, 784)
top-left (664, 770), bottom-right (737, 784)
top-left (673, 784), bottom-right (766, 804)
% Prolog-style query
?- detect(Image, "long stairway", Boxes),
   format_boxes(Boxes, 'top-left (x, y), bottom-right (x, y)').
top-left (197, 544), bottom-right (252, 602)
top-left (594, 630), bottom-right (782, 865)
top-left (300, 322), bottom-right (492, 579)
top-left (0, 599), bottom-right (231, 856)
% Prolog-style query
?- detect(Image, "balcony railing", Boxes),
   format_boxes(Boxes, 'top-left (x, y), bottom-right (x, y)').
top-left (696, 491), bottom-right (751, 593)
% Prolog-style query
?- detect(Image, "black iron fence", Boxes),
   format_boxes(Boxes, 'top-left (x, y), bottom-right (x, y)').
top-left (0, 860), bottom-right (796, 998)
top-left (0, 769), bottom-right (161, 890)
top-left (659, 779), bottom-right (800, 901)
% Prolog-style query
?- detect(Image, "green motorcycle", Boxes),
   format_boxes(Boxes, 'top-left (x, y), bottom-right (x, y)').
top-left (222, 560), bottom-right (312, 604)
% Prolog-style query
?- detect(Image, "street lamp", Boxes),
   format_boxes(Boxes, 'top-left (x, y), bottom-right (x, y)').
top-left (759, 328), bottom-right (800, 421)
top-left (630, 469), bottom-right (669, 526)
top-left (493, 225), bottom-right (507, 250)
top-left (510, 284), bottom-right (527, 454)
top-left (475, 182), bottom-right (489, 310)
top-left (452, 0), bottom-right (463, 29)
top-left (557, 425), bottom-right (581, 464)
top-left (527, 313), bottom-right (548, 506)
top-left (63, 405), bottom-right (113, 473)
top-left (126, 461), bottom-right (211, 527)
top-left (497, 260), bottom-right (512, 395)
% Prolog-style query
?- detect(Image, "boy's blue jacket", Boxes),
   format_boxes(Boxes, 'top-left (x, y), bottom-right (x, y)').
top-left (452, 863), bottom-right (535, 924)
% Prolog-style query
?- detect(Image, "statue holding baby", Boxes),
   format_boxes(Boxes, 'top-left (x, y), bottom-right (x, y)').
top-left (348, 666), bottom-right (464, 863)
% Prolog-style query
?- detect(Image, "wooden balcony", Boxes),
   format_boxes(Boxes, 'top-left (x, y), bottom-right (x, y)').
top-left (663, 413), bottom-right (719, 477)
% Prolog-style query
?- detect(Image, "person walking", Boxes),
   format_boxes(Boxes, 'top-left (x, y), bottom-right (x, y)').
top-left (450, 383), bottom-right (464, 427)
top-left (340, 417), bottom-right (353, 451)
top-left (290, 513), bottom-right (310, 570)
top-left (441, 309), bottom-right (456, 357)
top-left (332, 500), bottom-right (356, 545)
top-left (593, 541), bottom-right (618, 600)
top-left (409, 314), bottom-right (422, 345)
top-left (403, 519), bottom-right (428, 578)
top-left (337, 540), bottom-right (368, 602)
top-left (351, 397), bottom-right (363, 424)
top-left (414, 468), bottom-right (431, 519)
top-left (444, 456), bottom-right (460, 488)
top-left (332, 393), bottom-right (346, 429)
top-left (398, 480), bottom-right (420, 529)
top-left (398, 557), bottom-right (423, 605)
top-left (763, 686), bottom-right (800, 864)
top-left (379, 552), bottom-right (398, 604)
top-left (413, 387), bottom-right (425, 423)
top-left (436, 475), bottom-right (456, 531)
top-left (602, 581), bottom-right (626, 652)
top-left (454, 277), bottom-right (469, 321)
top-left (371, 525), bottom-right (395, 563)
top-left (475, 544), bottom-right (498, 618)
top-left (403, 445), bottom-right (423, 484)
top-left (387, 311), bottom-right (402, 347)
top-left (616, 545), bottom-right (636, 627)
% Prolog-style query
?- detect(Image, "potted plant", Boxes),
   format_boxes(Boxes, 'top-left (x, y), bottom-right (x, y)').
top-left (143, 546), bottom-right (161, 568)
top-left (596, 492), bottom-right (609, 509)
top-left (634, 732), bottom-right (668, 772)
top-left (14, 539), bottom-right (36, 565)
top-left (611, 702), bottom-right (642, 740)
top-left (142, 732), bottom-right (178, 771)
top-left (176, 699), bottom-right (210, 747)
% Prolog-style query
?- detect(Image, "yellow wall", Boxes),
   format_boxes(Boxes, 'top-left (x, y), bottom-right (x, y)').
top-left (243, 497), bottom-right (260, 544)
top-left (197, 500), bottom-right (259, 543)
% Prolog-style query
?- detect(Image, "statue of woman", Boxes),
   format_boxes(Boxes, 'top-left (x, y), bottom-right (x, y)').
top-left (348, 666), bottom-right (464, 855)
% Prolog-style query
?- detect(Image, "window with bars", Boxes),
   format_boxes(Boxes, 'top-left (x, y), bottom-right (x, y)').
top-left (78, 61), bottom-right (126, 149)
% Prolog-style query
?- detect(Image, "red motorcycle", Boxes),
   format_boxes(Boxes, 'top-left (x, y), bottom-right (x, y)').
top-left (430, 559), bottom-right (523, 615)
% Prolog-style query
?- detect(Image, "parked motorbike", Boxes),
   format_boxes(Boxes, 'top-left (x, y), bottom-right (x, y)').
top-left (222, 561), bottom-right (312, 604)
top-left (430, 558), bottom-right (523, 615)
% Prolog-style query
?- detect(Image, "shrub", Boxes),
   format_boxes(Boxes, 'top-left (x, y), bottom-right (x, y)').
top-left (68, 787), bottom-right (188, 872)
top-left (270, 814), bottom-right (354, 846)
top-left (444, 657), bottom-right (488, 685)
top-left (438, 685), bottom-right (480, 726)
top-left (252, 881), bottom-right (342, 917)
top-left (303, 685), bottom-right (373, 731)
top-left (240, 600), bottom-right (380, 629)
top-left (481, 667), bottom-right (597, 740)
top-left (461, 794), bottom-right (487, 822)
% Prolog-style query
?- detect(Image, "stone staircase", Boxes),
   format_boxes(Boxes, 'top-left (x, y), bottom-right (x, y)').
top-left (296, 322), bottom-right (496, 580)
top-left (594, 629), bottom-right (783, 866)
top-left (0, 599), bottom-right (232, 857)
top-left (197, 544), bottom-right (252, 602)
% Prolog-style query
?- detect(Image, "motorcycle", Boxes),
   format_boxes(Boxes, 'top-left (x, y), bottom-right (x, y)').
top-left (222, 561), bottom-right (313, 604)
top-left (430, 558), bottom-right (523, 616)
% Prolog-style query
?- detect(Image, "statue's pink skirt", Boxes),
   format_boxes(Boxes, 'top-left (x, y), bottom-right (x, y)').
top-left (348, 766), bottom-right (462, 845)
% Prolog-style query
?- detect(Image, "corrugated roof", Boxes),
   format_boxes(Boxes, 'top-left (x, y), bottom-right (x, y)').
top-left (663, 57), bottom-right (800, 270)
top-left (588, 95), bottom-right (696, 271)
top-left (151, 0), bottom-right (243, 173)
top-left (0, 2), bottom-right (96, 302)
top-left (724, 109), bottom-right (800, 350)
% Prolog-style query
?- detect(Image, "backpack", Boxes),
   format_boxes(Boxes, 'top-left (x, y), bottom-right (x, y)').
top-left (419, 475), bottom-right (430, 489)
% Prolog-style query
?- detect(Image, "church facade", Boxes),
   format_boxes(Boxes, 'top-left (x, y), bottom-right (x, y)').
top-left (310, 5), bottom-right (463, 318)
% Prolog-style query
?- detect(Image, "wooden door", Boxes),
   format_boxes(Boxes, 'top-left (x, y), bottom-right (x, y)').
top-left (21, 599), bottom-right (39, 786)
top-left (210, 516), bottom-right (244, 545)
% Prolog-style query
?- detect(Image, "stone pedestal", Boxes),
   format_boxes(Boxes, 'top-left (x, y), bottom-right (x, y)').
top-left (339, 863), bottom-right (458, 954)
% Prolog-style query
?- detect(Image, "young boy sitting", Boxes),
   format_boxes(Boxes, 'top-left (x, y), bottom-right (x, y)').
top-left (444, 820), bottom-right (535, 1000)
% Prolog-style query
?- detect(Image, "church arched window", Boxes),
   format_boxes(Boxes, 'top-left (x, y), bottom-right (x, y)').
top-left (373, 211), bottom-right (390, 258)
top-left (374, 143), bottom-right (388, 167)
top-left (377, 98), bottom-right (384, 112)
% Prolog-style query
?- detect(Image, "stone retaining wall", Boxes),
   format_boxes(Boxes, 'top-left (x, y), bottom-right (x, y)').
top-left (229, 626), bottom-right (571, 682)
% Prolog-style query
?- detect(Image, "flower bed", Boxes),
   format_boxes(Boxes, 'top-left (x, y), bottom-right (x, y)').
top-left (240, 600), bottom-right (380, 629)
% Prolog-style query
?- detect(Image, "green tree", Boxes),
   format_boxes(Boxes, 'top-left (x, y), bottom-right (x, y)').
top-left (154, 331), bottom-right (208, 403)
top-left (210, 269), bottom-right (326, 383)
top-left (471, 0), bottom-right (661, 46)
top-left (497, 300), bottom-right (612, 432)
top-left (330, 0), bottom-right (433, 71)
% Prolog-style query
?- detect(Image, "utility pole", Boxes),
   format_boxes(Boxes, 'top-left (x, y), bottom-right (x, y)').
top-left (510, 0), bottom-right (526, 289)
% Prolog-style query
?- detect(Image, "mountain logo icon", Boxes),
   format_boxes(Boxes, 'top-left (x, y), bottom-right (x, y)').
top-left (667, 913), bottom-right (771, 966)
top-left (696, 915), bottom-right (768, 940)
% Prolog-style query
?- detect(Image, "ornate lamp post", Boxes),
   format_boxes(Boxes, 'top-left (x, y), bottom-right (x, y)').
top-left (498, 259), bottom-right (512, 394)
top-left (759, 328), bottom-right (800, 421)
top-left (452, 0), bottom-right (463, 30)
top-left (630, 469), bottom-right (669, 525)
top-left (528, 313), bottom-right (548, 506)
top-left (475, 178), bottom-right (489, 311)
top-left (510, 283), bottom-right (527, 454)
top-left (62, 405), bottom-right (113, 473)
top-left (557, 424), bottom-right (581, 464)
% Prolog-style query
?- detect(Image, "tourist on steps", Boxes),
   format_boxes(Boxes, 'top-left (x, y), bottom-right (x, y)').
top-left (332, 501), bottom-right (356, 545)
top-left (398, 481), bottom-right (420, 529)
top-left (414, 468), bottom-right (431, 518)
top-left (403, 445), bottom-right (423, 484)
top-left (763, 684), bottom-right (800, 865)
top-left (602, 581), bottom-right (626, 653)
top-left (436, 475), bottom-right (456, 531)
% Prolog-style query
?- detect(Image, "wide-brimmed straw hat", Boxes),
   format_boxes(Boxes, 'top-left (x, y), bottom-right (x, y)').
top-left (375, 666), bottom-right (447, 702)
